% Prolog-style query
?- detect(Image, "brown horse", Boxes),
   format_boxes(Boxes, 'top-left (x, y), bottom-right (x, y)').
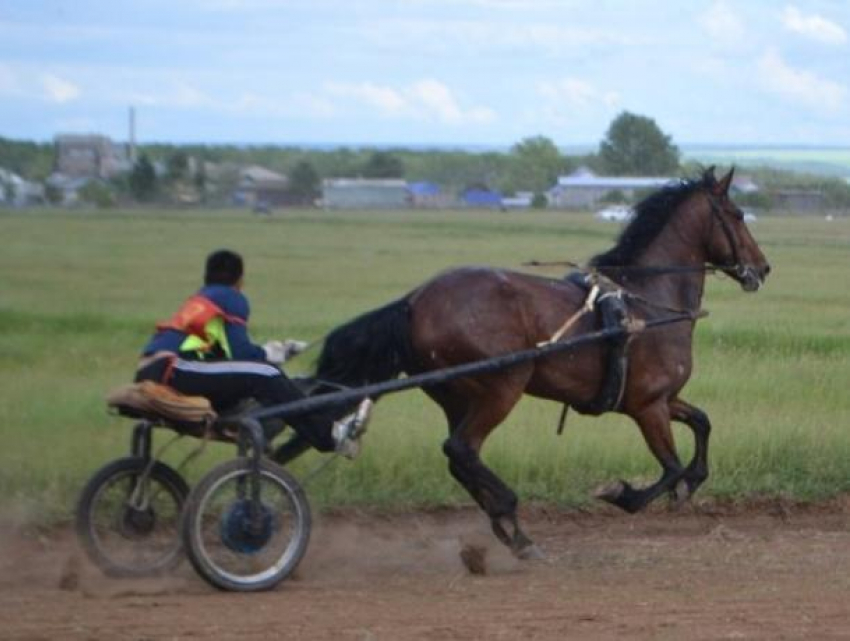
top-left (314, 168), bottom-right (770, 558)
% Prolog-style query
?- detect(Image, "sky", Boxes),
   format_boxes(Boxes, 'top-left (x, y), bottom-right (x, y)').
top-left (1, 0), bottom-right (849, 147)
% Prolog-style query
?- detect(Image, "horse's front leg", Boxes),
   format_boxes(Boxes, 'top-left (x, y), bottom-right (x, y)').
top-left (670, 398), bottom-right (712, 498)
top-left (595, 401), bottom-right (686, 513)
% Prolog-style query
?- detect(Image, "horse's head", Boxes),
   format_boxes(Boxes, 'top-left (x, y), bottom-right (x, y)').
top-left (699, 167), bottom-right (770, 292)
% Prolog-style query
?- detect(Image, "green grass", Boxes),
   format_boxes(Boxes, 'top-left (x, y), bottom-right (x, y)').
top-left (1, 208), bottom-right (849, 525)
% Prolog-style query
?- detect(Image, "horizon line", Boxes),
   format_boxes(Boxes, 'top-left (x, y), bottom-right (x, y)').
top-left (3, 133), bottom-right (850, 152)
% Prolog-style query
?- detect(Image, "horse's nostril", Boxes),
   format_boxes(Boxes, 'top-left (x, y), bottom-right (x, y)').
top-left (764, 263), bottom-right (772, 276)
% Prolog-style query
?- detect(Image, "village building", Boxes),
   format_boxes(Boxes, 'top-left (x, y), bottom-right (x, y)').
top-left (407, 181), bottom-right (447, 208)
top-left (547, 167), bottom-right (765, 210)
top-left (322, 178), bottom-right (410, 209)
top-left (548, 167), bottom-right (671, 209)
top-left (232, 165), bottom-right (291, 208)
top-left (772, 189), bottom-right (826, 212)
top-left (0, 167), bottom-right (44, 206)
top-left (460, 186), bottom-right (503, 208)
top-left (501, 191), bottom-right (535, 210)
top-left (54, 134), bottom-right (130, 179)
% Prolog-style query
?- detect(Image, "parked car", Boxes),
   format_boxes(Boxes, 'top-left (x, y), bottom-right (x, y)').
top-left (595, 205), bottom-right (633, 222)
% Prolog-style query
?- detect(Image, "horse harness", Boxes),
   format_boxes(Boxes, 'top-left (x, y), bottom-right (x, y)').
top-left (553, 271), bottom-right (636, 418)
top-left (543, 268), bottom-right (709, 434)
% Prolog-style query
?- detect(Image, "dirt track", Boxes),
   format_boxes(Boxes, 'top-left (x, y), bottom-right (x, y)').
top-left (2, 501), bottom-right (850, 640)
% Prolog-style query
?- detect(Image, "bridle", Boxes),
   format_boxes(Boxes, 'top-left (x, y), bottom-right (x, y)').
top-left (705, 190), bottom-right (747, 280)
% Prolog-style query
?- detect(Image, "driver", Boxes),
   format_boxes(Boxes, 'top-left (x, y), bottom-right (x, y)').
top-left (134, 248), bottom-right (370, 458)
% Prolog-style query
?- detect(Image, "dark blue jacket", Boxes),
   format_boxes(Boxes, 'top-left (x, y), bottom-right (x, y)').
top-left (141, 285), bottom-right (266, 361)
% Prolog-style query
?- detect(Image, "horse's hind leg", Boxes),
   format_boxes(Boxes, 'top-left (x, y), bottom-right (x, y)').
top-left (431, 377), bottom-right (541, 559)
top-left (597, 401), bottom-right (686, 513)
top-left (670, 398), bottom-right (712, 498)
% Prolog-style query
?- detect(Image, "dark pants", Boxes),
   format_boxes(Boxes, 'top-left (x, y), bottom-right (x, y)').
top-left (136, 356), bottom-right (337, 451)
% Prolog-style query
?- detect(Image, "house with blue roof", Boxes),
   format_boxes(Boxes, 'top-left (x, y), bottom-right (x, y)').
top-left (408, 181), bottom-right (445, 208)
top-left (461, 186), bottom-right (503, 209)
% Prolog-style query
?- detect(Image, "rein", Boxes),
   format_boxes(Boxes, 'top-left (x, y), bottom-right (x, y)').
top-left (524, 191), bottom-right (749, 280)
top-left (522, 260), bottom-right (725, 276)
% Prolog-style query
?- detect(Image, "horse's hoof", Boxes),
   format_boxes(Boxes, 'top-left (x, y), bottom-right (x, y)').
top-left (593, 480), bottom-right (626, 502)
top-left (670, 479), bottom-right (690, 505)
top-left (514, 542), bottom-right (546, 561)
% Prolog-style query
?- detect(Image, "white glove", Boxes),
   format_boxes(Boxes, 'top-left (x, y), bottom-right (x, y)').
top-left (263, 340), bottom-right (287, 365)
top-left (282, 339), bottom-right (308, 360)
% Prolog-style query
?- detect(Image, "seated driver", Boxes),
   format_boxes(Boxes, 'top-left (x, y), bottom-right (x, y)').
top-left (134, 248), bottom-right (370, 458)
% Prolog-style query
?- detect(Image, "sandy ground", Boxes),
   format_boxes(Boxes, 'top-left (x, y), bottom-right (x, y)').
top-left (2, 501), bottom-right (850, 640)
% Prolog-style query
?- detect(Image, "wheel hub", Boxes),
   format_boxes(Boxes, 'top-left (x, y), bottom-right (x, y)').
top-left (219, 499), bottom-right (274, 554)
top-left (118, 506), bottom-right (156, 539)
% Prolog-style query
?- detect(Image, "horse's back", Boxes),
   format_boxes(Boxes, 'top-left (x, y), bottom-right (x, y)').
top-left (408, 266), bottom-right (586, 363)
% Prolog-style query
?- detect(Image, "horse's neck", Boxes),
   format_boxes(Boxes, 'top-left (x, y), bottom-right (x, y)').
top-left (629, 221), bottom-right (707, 313)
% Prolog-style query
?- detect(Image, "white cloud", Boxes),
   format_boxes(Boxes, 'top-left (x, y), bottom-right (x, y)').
top-left (325, 79), bottom-right (495, 125)
top-left (169, 82), bottom-right (209, 108)
top-left (538, 78), bottom-right (620, 111)
top-left (407, 79), bottom-right (495, 124)
top-left (326, 82), bottom-right (407, 115)
top-left (781, 6), bottom-right (847, 45)
top-left (757, 49), bottom-right (846, 112)
top-left (531, 78), bottom-right (620, 132)
top-left (699, 2), bottom-right (746, 43)
top-left (127, 81), bottom-right (210, 109)
top-left (41, 74), bottom-right (80, 103)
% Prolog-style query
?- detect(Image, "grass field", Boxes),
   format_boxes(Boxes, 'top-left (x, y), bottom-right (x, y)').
top-left (1, 207), bottom-right (849, 525)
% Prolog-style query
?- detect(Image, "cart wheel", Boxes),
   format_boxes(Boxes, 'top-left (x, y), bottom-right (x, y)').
top-left (181, 457), bottom-right (311, 592)
top-left (76, 457), bottom-right (188, 577)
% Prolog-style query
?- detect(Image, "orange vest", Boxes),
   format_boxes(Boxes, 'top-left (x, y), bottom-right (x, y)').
top-left (156, 294), bottom-right (245, 341)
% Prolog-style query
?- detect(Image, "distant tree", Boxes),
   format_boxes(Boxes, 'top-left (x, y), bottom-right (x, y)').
top-left (819, 178), bottom-right (850, 208)
top-left (288, 160), bottom-right (321, 204)
top-left (598, 111), bottom-right (680, 176)
top-left (1, 176), bottom-right (15, 205)
top-left (507, 135), bottom-right (566, 193)
top-left (736, 191), bottom-right (773, 210)
top-left (194, 162), bottom-right (207, 201)
top-left (531, 192), bottom-right (548, 209)
top-left (44, 183), bottom-right (63, 205)
top-left (166, 151), bottom-right (189, 182)
top-left (362, 151), bottom-right (404, 178)
top-left (600, 189), bottom-right (627, 204)
top-left (79, 181), bottom-right (116, 208)
top-left (129, 154), bottom-right (157, 202)
top-left (0, 136), bottom-right (53, 180)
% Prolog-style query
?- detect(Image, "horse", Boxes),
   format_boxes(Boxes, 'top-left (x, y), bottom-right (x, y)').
top-left (312, 167), bottom-right (770, 559)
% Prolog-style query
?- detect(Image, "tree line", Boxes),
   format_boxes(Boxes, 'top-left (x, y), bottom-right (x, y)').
top-left (3, 111), bottom-right (850, 209)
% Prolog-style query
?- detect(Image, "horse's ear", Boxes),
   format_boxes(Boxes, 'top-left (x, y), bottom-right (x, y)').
top-left (713, 167), bottom-right (735, 196)
top-left (704, 165), bottom-right (717, 185)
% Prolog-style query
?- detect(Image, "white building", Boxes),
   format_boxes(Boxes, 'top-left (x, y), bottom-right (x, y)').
top-left (0, 168), bottom-right (44, 206)
top-left (548, 167), bottom-right (672, 209)
top-left (322, 178), bottom-right (410, 209)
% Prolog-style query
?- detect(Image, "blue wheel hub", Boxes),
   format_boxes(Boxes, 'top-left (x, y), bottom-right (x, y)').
top-left (219, 499), bottom-right (274, 555)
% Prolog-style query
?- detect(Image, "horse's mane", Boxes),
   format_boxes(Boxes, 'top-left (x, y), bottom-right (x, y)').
top-left (589, 170), bottom-right (714, 267)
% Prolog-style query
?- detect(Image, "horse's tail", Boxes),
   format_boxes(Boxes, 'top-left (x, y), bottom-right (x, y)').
top-left (315, 297), bottom-right (415, 389)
